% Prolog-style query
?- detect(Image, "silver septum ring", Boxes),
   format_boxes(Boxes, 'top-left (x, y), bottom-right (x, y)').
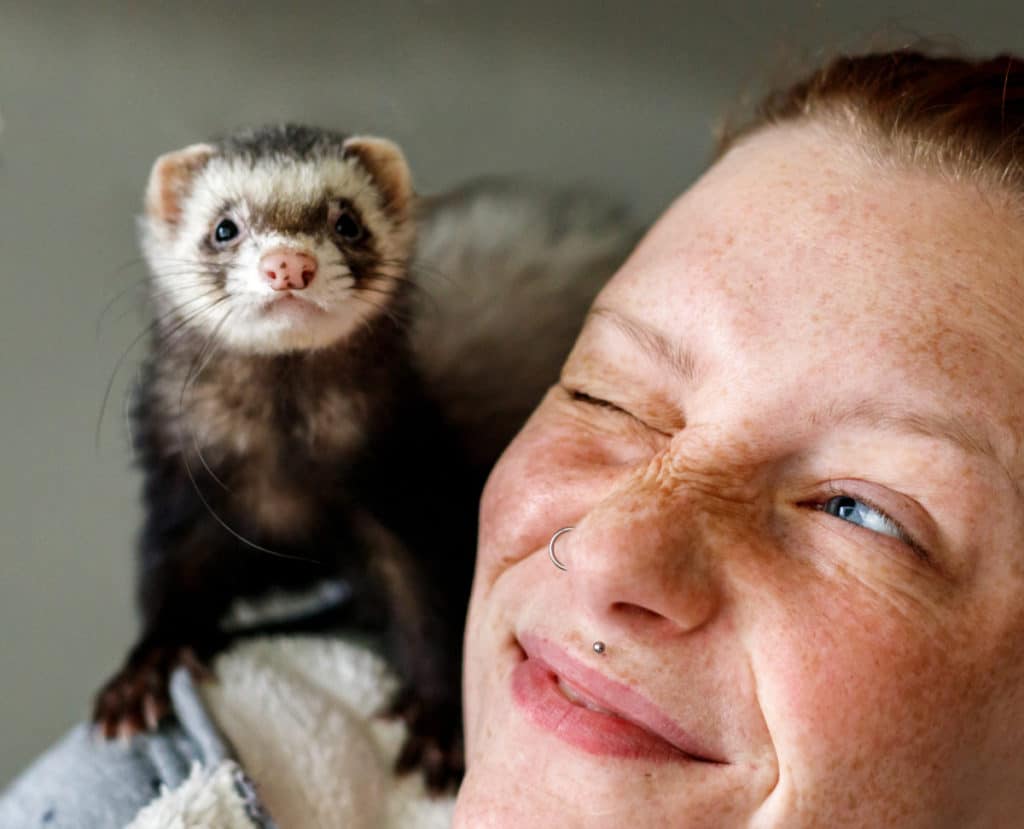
top-left (548, 526), bottom-right (574, 571)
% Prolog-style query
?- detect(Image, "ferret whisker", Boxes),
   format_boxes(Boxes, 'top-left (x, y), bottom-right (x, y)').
top-left (97, 276), bottom-right (218, 337)
top-left (354, 284), bottom-right (398, 297)
top-left (352, 294), bottom-right (408, 332)
top-left (182, 299), bottom-right (232, 386)
top-left (361, 270), bottom-right (433, 302)
top-left (147, 264), bottom-right (226, 278)
top-left (122, 362), bottom-right (145, 453)
top-left (146, 256), bottom-right (223, 266)
top-left (96, 281), bottom-right (151, 339)
top-left (179, 446), bottom-right (322, 564)
top-left (104, 285), bottom-right (222, 336)
top-left (95, 288), bottom-right (228, 448)
top-left (152, 296), bottom-right (227, 350)
top-left (361, 275), bottom-right (422, 301)
top-left (177, 305), bottom-right (323, 566)
top-left (152, 267), bottom-right (224, 277)
top-left (189, 431), bottom-right (226, 491)
top-left (114, 256), bottom-right (149, 272)
top-left (356, 288), bottom-right (417, 321)
top-left (408, 260), bottom-right (455, 284)
top-left (95, 291), bottom-right (226, 449)
top-left (146, 255), bottom-right (226, 267)
top-left (376, 256), bottom-right (446, 277)
top-left (356, 285), bottom-right (421, 323)
top-left (180, 304), bottom-right (233, 492)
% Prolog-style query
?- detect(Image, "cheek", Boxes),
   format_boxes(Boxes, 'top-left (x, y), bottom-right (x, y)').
top-left (478, 406), bottom-right (630, 585)
top-left (751, 582), bottom-right (978, 811)
top-left (477, 423), bottom-right (566, 581)
top-left (222, 244), bottom-right (263, 293)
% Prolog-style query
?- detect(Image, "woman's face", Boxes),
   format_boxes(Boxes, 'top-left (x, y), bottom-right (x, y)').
top-left (455, 123), bottom-right (1024, 828)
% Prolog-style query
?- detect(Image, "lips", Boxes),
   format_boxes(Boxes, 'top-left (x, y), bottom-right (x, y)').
top-left (511, 633), bottom-right (725, 764)
top-left (260, 294), bottom-right (322, 315)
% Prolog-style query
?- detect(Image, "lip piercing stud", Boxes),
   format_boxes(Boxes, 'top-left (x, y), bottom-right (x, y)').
top-left (592, 641), bottom-right (606, 655)
top-left (548, 526), bottom-right (573, 571)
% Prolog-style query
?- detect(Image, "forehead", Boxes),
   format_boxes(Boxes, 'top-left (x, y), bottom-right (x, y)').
top-left (596, 124), bottom-right (1024, 465)
top-left (191, 156), bottom-right (373, 212)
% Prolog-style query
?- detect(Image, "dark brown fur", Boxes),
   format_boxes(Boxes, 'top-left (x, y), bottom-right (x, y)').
top-left (93, 125), bottom-right (476, 791)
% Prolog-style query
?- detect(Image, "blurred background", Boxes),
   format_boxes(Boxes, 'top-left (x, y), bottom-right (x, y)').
top-left (1, 0), bottom-right (1020, 786)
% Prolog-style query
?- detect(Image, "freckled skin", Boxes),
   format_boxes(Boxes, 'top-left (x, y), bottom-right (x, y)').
top-left (455, 124), bottom-right (1024, 827)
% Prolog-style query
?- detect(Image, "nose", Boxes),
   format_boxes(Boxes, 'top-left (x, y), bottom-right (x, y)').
top-left (568, 459), bottom-right (721, 636)
top-left (260, 248), bottom-right (318, 291)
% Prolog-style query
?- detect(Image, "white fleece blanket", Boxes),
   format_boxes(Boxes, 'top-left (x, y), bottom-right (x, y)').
top-left (128, 636), bottom-right (455, 829)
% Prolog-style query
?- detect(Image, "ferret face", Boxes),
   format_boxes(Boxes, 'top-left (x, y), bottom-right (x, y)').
top-left (141, 126), bottom-right (415, 354)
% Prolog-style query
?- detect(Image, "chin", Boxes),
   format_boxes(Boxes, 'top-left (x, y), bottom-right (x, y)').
top-left (216, 301), bottom-right (376, 354)
top-left (455, 756), bottom-right (733, 829)
top-left (457, 649), bottom-right (737, 829)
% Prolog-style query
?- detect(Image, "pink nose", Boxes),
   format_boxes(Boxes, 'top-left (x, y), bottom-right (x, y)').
top-left (260, 248), bottom-right (318, 291)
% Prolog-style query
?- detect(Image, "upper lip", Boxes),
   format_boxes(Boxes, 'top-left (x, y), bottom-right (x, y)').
top-left (518, 632), bottom-right (728, 764)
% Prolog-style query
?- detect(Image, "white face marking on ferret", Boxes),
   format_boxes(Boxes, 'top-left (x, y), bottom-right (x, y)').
top-left (141, 142), bottom-right (414, 355)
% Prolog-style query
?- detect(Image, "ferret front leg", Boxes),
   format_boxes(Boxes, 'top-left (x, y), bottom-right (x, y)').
top-left (92, 632), bottom-right (221, 739)
top-left (387, 604), bottom-right (466, 793)
top-left (92, 522), bottom-right (235, 739)
top-left (357, 512), bottom-right (469, 792)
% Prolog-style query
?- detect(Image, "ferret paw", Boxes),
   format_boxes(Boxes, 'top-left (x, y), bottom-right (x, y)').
top-left (386, 687), bottom-right (465, 793)
top-left (92, 643), bottom-right (214, 740)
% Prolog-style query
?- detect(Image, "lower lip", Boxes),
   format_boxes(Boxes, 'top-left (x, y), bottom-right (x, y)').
top-left (263, 296), bottom-right (319, 315)
top-left (510, 656), bottom-right (695, 762)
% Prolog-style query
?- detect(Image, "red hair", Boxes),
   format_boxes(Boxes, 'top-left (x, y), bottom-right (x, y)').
top-left (720, 50), bottom-right (1024, 189)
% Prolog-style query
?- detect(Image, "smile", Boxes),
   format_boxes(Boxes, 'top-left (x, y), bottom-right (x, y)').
top-left (510, 634), bottom-right (726, 764)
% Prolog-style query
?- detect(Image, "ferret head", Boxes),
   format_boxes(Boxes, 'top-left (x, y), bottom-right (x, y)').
top-left (140, 124), bottom-right (415, 354)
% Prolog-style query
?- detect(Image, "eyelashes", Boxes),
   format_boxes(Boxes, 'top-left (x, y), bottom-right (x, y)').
top-left (568, 388), bottom-right (670, 437)
top-left (812, 484), bottom-right (931, 562)
top-left (569, 389), bottom-right (628, 414)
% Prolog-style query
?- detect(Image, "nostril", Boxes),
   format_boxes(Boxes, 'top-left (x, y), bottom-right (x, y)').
top-left (259, 248), bottom-right (318, 290)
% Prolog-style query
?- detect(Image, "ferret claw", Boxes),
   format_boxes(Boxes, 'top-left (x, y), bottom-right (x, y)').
top-left (93, 643), bottom-right (211, 740)
top-left (385, 686), bottom-right (464, 793)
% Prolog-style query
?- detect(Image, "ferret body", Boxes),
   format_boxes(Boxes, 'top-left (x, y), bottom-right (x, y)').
top-left (93, 124), bottom-right (638, 790)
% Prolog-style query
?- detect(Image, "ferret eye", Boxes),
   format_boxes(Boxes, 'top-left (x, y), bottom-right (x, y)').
top-left (212, 218), bottom-right (240, 244)
top-left (333, 206), bottom-right (363, 241)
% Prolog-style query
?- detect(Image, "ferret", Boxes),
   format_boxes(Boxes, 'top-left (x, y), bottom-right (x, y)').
top-left (92, 123), bottom-right (638, 791)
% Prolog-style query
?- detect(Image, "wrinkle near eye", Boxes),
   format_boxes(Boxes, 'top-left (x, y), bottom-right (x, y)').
top-left (559, 359), bottom-right (685, 434)
top-left (552, 385), bottom-right (668, 467)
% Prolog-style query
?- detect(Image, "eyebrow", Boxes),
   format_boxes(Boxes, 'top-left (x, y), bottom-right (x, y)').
top-left (589, 306), bottom-right (701, 385)
top-left (818, 401), bottom-right (1024, 500)
top-left (809, 400), bottom-right (998, 460)
top-left (587, 305), bottom-right (1018, 485)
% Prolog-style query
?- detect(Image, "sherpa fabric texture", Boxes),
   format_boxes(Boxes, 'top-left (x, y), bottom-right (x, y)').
top-left (0, 635), bottom-right (455, 829)
top-left (200, 636), bottom-right (455, 829)
top-left (126, 761), bottom-right (266, 829)
top-left (0, 666), bottom-right (258, 829)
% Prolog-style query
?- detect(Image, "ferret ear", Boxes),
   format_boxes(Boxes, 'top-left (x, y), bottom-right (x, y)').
top-left (342, 136), bottom-right (413, 220)
top-left (145, 142), bottom-right (216, 227)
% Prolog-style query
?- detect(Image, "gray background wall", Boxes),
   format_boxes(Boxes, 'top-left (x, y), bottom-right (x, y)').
top-left (1, 0), bottom-right (1020, 787)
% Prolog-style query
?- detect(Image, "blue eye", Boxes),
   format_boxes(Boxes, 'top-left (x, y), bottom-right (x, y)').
top-left (823, 495), bottom-right (904, 541)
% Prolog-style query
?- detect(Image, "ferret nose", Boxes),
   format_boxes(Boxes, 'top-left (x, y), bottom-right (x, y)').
top-left (260, 248), bottom-right (318, 291)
